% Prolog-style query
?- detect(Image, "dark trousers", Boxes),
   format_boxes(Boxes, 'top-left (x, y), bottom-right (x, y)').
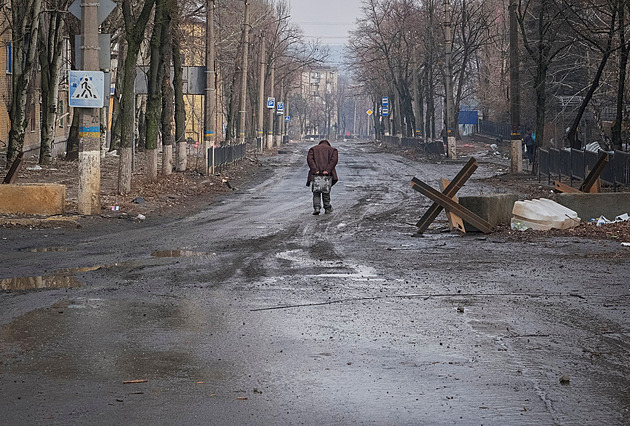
top-left (313, 191), bottom-right (331, 212)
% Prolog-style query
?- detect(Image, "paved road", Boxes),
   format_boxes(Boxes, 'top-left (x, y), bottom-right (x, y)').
top-left (1, 140), bottom-right (629, 425)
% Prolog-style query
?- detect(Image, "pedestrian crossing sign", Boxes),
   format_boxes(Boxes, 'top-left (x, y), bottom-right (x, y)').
top-left (69, 71), bottom-right (104, 108)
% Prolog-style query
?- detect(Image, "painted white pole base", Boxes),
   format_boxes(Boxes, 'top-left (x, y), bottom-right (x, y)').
top-left (78, 149), bottom-right (101, 215)
top-left (510, 140), bottom-right (523, 173)
top-left (447, 136), bottom-right (456, 159)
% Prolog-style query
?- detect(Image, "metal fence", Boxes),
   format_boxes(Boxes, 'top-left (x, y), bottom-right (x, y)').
top-left (209, 143), bottom-right (247, 173)
top-left (539, 148), bottom-right (630, 188)
top-left (479, 120), bottom-right (511, 140)
top-left (381, 135), bottom-right (445, 156)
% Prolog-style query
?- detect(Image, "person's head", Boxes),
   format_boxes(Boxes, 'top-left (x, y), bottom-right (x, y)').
top-left (319, 139), bottom-right (330, 145)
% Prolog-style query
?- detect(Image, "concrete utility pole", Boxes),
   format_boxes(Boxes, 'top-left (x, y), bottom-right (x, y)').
top-left (205, 0), bottom-right (216, 173)
top-left (353, 98), bottom-right (357, 136)
top-left (412, 47), bottom-right (422, 139)
top-left (509, 0), bottom-right (522, 173)
top-left (275, 80), bottom-right (283, 146)
top-left (443, 0), bottom-right (456, 159)
top-left (77, 0), bottom-right (101, 214)
top-left (282, 100), bottom-right (291, 143)
top-left (257, 33), bottom-right (266, 152)
top-left (266, 61), bottom-right (274, 150)
top-left (238, 0), bottom-right (250, 145)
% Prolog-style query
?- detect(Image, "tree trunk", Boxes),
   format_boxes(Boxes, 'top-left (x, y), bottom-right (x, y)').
top-left (7, 0), bottom-right (42, 167)
top-left (110, 40), bottom-right (126, 152)
top-left (39, 9), bottom-right (64, 165)
top-left (145, 0), bottom-right (166, 180)
top-left (613, 0), bottom-right (628, 150)
top-left (172, 30), bottom-right (187, 171)
top-left (66, 21), bottom-right (80, 160)
top-left (119, 0), bottom-right (155, 194)
top-left (161, 0), bottom-right (175, 175)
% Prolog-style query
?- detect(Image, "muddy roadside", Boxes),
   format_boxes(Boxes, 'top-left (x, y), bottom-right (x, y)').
top-left (2, 138), bottom-right (630, 243)
top-left (0, 146), bottom-right (270, 227)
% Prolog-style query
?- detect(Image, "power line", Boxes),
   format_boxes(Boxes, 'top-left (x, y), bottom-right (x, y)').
top-left (295, 22), bottom-right (354, 26)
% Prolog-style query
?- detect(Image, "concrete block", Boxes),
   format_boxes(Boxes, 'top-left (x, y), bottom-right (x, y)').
top-left (0, 183), bottom-right (66, 215)
top-left (555, 192), bottom-right (630, 221)
top-left (459, 194), bottom-right (519, 231)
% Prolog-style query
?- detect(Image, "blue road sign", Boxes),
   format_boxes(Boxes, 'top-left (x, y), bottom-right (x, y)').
top-left (69, 71), bottom-right (104, 108)
top-left (277, 102), bottom-right (284, 112)
top-left (267, 97), bottom-right (275, 109)
top-left (382, 96), bottom-right (389, 106)
top-left (382, 106), bottom-right (389, 117)
top-left (284, 116), bottom-right (291, 122)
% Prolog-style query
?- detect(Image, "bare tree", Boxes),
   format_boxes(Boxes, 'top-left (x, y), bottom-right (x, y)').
top-left (38, 0), bottom-right (70, 165)
top-left (118, 0), bottom-right (155, 194)
top-left (517, 0), bottom-right (574, 156)
top-left (6, 0), bottom-right (42, 167)
top-left (560, 0), bottom-right (619, 149)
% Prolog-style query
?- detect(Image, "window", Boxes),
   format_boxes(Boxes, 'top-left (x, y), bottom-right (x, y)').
top-left (58, 100), bottom-right (64, 128)
top-left (6, 42), bottom-right (12, 74)
top-left (29, 103), bottom-right (35, 132)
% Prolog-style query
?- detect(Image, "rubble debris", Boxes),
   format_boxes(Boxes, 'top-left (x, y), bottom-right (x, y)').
top-left (593, 213), bottom-right (629, 226)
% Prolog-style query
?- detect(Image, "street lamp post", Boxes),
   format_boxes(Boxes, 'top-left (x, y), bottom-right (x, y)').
top-left (443, 0), bottom-right (456, 159)
top-left (205, 0), bottom-right (216, 174)
top-left (77, 0), bottom-right (101, 214)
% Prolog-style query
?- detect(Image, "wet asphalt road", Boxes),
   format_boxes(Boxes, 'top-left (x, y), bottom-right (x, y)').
top-left (1, 140), bottom-right (629, 425)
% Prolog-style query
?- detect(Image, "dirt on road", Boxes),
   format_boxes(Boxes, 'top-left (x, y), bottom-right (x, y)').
top-left (2, 138), bottom-right (630, 242)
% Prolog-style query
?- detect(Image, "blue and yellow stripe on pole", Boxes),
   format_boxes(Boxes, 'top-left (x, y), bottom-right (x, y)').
top-left (79, 126), bottom-right (100, 138)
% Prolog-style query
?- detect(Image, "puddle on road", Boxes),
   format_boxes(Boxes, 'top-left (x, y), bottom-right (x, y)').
top-left (0, 298), bottom-right (231, 382)
top-left (30, 246), bottom-right (73, 253)
top-left (151, 250), bottom-right (214, 258)
top-left (0, 262), bottom-right (135, 293)
top-left (1, 275), bottom-right (83, 291)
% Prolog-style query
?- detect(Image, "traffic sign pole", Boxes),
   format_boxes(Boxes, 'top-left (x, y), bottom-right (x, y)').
top-left (77, 0), bottom-right (102, 215)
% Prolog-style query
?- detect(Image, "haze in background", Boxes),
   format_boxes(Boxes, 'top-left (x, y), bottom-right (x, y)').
top-left (287, 0), bottom-right (363, 65)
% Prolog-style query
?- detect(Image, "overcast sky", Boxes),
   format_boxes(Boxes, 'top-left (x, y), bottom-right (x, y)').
top-left (286, 0), bottom-right (363, 45)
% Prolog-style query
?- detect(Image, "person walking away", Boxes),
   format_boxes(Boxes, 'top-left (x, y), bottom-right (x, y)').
top-left (524, 131), bottom-right (535, 164)
top-left (306, 140), bottom-right (338, 215)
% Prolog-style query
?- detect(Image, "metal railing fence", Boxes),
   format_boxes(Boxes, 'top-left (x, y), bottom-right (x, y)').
top-left (538, 148), bottom-right (630, 188)
top-left (479, 120), bottom-right (511, 140)
top-left (209, 143), bottom-right (247, 173)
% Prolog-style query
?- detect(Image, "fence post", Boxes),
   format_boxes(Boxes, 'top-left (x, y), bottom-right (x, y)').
top-left (211, 146), bottom-right (215, 175)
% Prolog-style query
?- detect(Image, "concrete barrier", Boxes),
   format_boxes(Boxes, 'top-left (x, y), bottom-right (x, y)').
top-left (0, 183), bottom-right (66, 215)
top-left (555, 192), bottom-right (630, 221)
top-left (459, 194), bottom-right (519, 231)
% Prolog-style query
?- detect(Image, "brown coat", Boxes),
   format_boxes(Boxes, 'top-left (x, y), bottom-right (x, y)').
top-left (306, 140), bottom-right (338, 186)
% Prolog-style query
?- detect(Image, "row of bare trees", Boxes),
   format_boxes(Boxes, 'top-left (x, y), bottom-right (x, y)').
top-left (4, 0), bottom-right (326, 194)
top-left (346, 0), bottom-right (630, 152)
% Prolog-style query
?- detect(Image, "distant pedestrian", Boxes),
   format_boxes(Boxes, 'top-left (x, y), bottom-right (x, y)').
top-left (306, 140), bottom-right (338, 215)
top-left (524, 131), bottom-right (535, 164)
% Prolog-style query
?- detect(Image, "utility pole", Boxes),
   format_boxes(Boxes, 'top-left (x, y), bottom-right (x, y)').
top-left (412, 46), bottom-right (423, 139)
top-left (353, 98), bottom-right (357, 136)
top-left (205, 0), bottom-right (216, 174)
top-left (77, 0), bottom-right (101, 214)
top-left (257, 33), bottom-right (266, 152)
top-left (509, 0), bottom-right (522, 173)
top-left (275, 80), bottom-right (283, 146)
top-left (266, 61), bottom-right (274, 150)
top-left (443, 0), bottom-right (456, 159)
top-left (238, 0), bottom-right (250, 145)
